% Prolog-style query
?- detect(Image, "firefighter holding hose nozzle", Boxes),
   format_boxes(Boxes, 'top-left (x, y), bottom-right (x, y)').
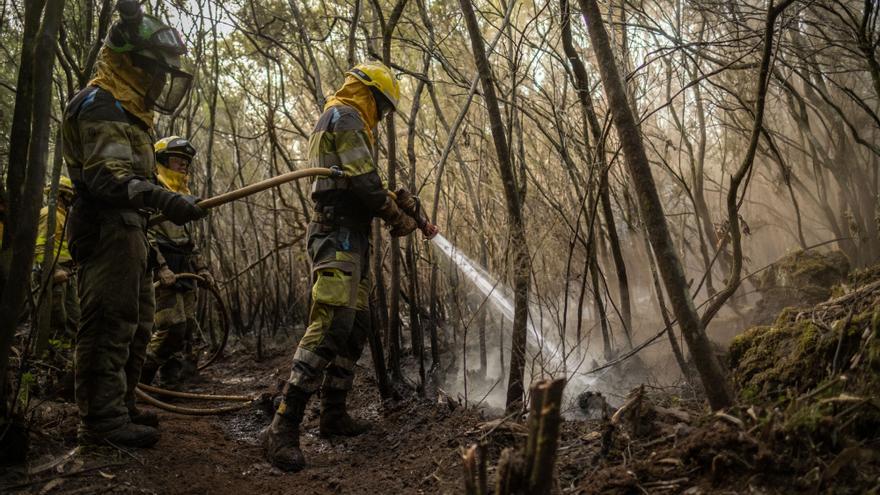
top-left (263, 60), bottom-right (438, 472)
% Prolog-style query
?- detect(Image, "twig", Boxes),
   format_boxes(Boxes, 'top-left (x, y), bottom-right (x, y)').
top-left (831, 307), bottom-right (856, 374)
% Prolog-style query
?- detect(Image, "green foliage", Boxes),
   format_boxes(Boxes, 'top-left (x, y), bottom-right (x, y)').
top-left (48, 337), bottom-right (71, 351)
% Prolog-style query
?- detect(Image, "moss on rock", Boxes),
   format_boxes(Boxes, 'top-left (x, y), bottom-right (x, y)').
top-left (731, 263), bottom-right (880, 452)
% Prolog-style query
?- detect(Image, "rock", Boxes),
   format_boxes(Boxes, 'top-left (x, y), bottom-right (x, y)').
top-left (576, 391), bottom-right (610, 420)
top-left (747, 250), bottom-right (850, 326)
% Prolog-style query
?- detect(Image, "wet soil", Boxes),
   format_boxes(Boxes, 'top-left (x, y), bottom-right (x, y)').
top-left (0, 343), bottom-right (492, 494)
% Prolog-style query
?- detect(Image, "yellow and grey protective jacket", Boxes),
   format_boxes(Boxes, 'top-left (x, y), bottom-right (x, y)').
top-left (34, 205), bottom-right (72, 265)
top-left (308, 104), bottom-right (391, 227)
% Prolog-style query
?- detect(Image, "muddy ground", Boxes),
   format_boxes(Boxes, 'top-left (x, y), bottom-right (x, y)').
top-left (3, 257), bottom-right (879, 494)
top-left (2, 337), bottom-right (876, 495)
top-left (2, 339), bottom-right (849, 495)
top-left (0, 341), bottom-right (506, 494)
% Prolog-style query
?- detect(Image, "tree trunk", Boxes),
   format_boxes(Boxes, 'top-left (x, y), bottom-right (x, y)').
top-left (560, 0), bottom-right (632, 347)
top-left (578, 0), bottom-right (732, 409)
top-left (458, 0), bottom-right (532, 412)
top-left (34, 128), bottom-right (65, 356)
top-left (0, 0), bottom-right (66, 416)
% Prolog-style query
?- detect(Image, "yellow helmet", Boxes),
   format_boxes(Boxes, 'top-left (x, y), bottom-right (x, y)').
top-left (154, 135), bottom-right (196, 165)
top-left (46, 176), bottom-right (75, 198)
top-left (347, 60), bottom-right (400, 111)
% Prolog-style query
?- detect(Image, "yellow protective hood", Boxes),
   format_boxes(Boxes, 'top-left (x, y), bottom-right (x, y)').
top-left (156, 165), bottom-right (191, 194)
top-left (88, 47), bottom-right (155, 127)
top-left (324, 75), bottom-right (379, 143)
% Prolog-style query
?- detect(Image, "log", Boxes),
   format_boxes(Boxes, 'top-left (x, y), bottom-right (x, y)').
top-left (528, 379), bottom-right (566, 495)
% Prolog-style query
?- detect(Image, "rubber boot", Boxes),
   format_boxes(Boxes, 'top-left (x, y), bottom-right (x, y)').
top-left (262, 387), bottom-right (309, 472)
top-left (319, 389), bottom-right (370, 437)
top-left (129, 407), bottom-right (159, 427)
top-left (178, 354), bottom-right (200, 383)
top-left (78, 422), bottom-right (159, 448)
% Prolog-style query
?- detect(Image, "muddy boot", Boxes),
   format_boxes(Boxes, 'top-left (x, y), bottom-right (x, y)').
top-left (129, 407), bottom-right (159, 427)
top-left (262, 387), bottom-right (309, 472)
top-left (319, 389), bottom-right (371, 437)
top-left (157, 358), bottom-right (183, 390)
top-left (178, 355), bottom-right (200, 383)
top-left (139, 359), bottom-right (159, 385)
top-left (78, 422), bottom-right (159, 448)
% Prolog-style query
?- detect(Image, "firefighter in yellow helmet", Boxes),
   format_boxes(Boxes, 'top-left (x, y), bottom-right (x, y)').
top-left (262, 60), bottom-right (439, 472)
top-left (34, 176), bottom-right (80, 345)
top-left (140, 136), bottom-right (211, 388)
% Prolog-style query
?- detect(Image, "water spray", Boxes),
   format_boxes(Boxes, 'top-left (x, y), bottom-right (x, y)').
top-left (429, 234), bottom-right (591, 383)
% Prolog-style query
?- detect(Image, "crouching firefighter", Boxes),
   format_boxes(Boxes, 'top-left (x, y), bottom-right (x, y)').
top-left (63, 0), bottom-right (205, 448)
top-left (141, 136), bottom-right (212, 388)
top-left (263, 60), bottom-right (439, 472)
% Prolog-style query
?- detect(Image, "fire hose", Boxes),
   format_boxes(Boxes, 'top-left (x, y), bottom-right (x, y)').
top-left (148, 167), bottom-right (346, 226)
top-left (135, 388), bottom-right (256, 415)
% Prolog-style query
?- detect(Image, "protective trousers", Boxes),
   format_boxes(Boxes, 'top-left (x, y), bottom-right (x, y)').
top-left (74, 215), bottom-right (154, 433)
top-left (144, 287), bottom-right (199, 380)
top-left (286, 223), bottom-right (371, 396)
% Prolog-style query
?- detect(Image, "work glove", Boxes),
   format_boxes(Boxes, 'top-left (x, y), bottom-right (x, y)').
top-left (142, 185), bottom-right (208, 226)
top-left (197, 268), bottom-right (215, 288)
top-left (421, 222), bottom-right (440, 240)
top-left (377, 197), bottom-right (418, 237)
top-left (394, 189), bottom-right (438, 239)
top-left (157, 265), bottom-right (176, 287)
top-left (161, 193), bottom-right (208, 226)
top-left (393, 189), bottom-right (428, 229)
top-left (52, 268), bottom-right (70, 284)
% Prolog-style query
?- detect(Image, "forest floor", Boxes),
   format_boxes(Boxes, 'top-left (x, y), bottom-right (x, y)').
top-left (2, 261), bottom-right (879, 494)
top-left (0, 343), bottom-right (497, 494)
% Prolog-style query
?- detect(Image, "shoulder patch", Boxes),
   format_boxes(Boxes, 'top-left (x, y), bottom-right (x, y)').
top-left (330, 106), bottom-right (366, 132)
top-left (313, 104), bottom-right (367, 134)
top-left (75, 87), bottom-right (130, 124)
